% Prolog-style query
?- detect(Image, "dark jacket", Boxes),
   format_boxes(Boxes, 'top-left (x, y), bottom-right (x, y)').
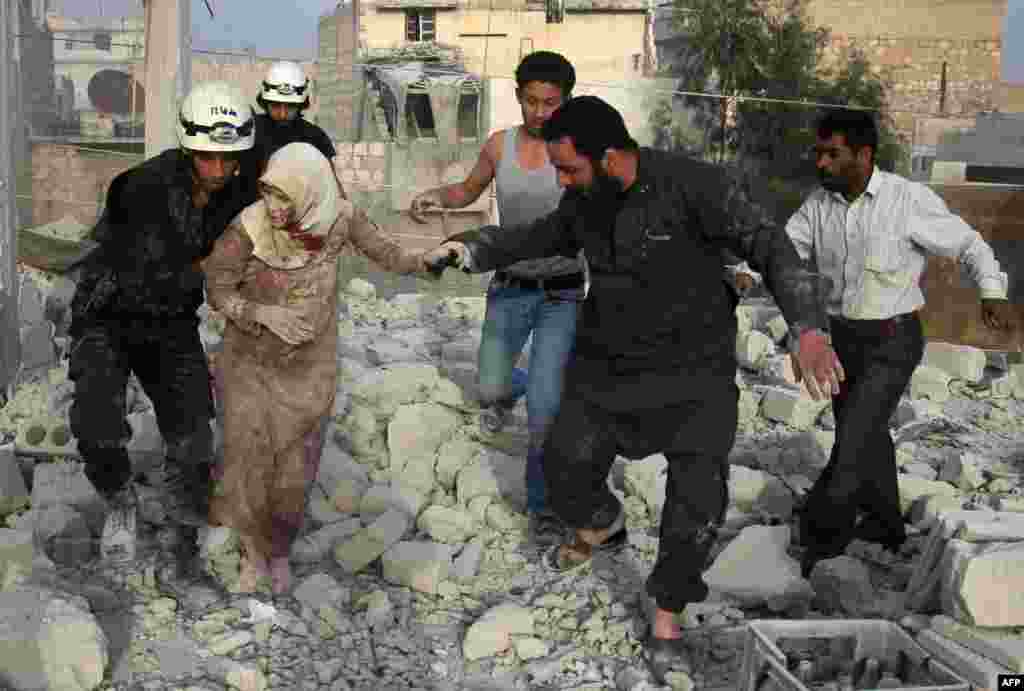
top-left (70, 149), bottom-right (256, 332)
top-left (247, 114), bottom-right (336, 176)
top-left (450, 148), bottom-right (829, 410)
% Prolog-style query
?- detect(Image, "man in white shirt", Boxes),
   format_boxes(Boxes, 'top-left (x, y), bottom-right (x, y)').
top-left (786, 109), bottom-right (1015, 577)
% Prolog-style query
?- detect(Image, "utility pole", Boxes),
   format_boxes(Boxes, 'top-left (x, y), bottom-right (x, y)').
top-left (143, 0), bottom-right (191, 158)
top-left (0, 0), bottom-right (22, 393)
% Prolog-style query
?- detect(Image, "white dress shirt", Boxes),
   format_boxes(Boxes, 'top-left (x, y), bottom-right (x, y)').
top-left (786, 167), bottom-right (1008, 320)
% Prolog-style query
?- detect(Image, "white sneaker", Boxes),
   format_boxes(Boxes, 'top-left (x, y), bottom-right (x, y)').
top-left (100, 485), bottom-right (138, 562)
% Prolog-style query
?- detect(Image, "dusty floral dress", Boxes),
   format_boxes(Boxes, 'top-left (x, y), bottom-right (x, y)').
top-left (204, 182), bottom-right (425, 560)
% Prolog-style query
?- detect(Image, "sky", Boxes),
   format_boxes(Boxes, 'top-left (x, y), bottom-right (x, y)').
top-left (55, 0), bottom-right (1024, 82)
top-left (56, 0), bottom-right (341, 60)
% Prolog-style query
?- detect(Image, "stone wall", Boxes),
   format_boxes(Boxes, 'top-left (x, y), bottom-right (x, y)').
top-left (804, 0), bottom-right (1006, 134)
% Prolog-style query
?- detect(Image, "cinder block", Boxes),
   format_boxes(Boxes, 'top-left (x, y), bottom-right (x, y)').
top-left (922, 342), bottom-right (986, 384)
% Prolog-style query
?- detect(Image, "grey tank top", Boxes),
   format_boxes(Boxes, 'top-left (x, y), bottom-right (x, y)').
top-left (495, 127), bottom-right (581, 279)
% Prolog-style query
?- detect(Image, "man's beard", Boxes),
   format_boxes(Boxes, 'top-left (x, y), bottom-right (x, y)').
top-left (582, 167), bottom-right (624, 199)
top-left (818, 169), bottom-right (848, 193)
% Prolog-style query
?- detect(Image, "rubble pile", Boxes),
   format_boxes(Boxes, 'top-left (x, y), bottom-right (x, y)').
top-left (1, 273), bottom-right (1023, 690)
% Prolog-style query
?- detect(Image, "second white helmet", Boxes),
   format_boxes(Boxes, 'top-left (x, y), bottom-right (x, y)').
top-left (261, 61), bottom-right (310, 106)
top-left (177, 81), bottom-right (254, 152)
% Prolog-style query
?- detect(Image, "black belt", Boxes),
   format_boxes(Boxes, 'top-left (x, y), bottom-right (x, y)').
top-left (829, 311), bottom-right (919, 338)
top-left (494, 271), bottom-right (584, 291)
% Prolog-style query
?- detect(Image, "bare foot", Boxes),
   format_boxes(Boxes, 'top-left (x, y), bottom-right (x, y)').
top-left (270, 557), bottom-right (292, 595)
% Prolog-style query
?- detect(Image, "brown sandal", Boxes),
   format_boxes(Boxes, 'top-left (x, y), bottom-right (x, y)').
top-left (542, 510), bottom-right (626, 573)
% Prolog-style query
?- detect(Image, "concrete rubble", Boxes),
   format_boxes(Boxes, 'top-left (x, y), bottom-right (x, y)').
top-left (0, 272), bottom-right (1023, 689)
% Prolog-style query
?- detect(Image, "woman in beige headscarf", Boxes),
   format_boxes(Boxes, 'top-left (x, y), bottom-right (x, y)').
top-left (203, 142), bottom-right (437, 594)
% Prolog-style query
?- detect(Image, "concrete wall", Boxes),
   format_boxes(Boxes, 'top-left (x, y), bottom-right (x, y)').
top-left (357, 3), bottom-right (648, 84)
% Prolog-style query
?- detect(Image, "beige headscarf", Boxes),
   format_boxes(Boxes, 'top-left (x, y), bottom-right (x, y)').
top-left (240, 142), bottom-right (341, 269)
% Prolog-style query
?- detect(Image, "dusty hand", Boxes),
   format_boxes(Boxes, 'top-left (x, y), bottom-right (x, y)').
top-left (251, 305), bottom-right (313, 345)
top-left (734, 272), bottom-right (756, 295)
top-left (422, 242), bottom-right (467, 275)
top-left (792, 330), bottom-right (845, 401)
top-left (410, 188), bottom-right (444, 224)
top-left (981, 298), bottom-right (1015, 331)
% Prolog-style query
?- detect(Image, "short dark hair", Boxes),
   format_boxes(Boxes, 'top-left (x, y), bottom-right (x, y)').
top-left (515, 51), bottom-right (576, 98)
top-left (817, 109), bottom-right (878, 158)
top-left (541, 95), bottom-right (638, 161)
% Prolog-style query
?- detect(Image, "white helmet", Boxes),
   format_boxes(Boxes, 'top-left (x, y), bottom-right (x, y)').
top-left (261, 61), bottom-right (310, 106)
top-left (177, 81), bottom-right (255, 152)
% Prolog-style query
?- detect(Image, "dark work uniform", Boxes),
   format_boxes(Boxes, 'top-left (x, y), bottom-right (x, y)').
top-left (69, 149), bottom-right (256, 500)
top-left (246, 114), bottom-right (336, 179)
top-left (451, 148), bottom-right (829, 612)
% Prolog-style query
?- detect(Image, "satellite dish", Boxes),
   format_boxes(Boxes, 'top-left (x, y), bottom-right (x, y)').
top-left (88, 69), bottom-right (145, 115)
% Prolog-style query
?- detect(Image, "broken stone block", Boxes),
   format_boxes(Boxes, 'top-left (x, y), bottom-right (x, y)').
top-left (463, 602), bottom-right (535, 661)
top-left (939, 452), bottom-right (985, 491)
top-left (485, 500), bottom-right (527, 533)
top-left (416, 505), bottom-right (479, 543)
top-left (728, 465), bottom-right (795, 518)
top-left (317, 445), bottom-right (368, 496)
top-left (904, 461), bottom-right (938, 480)
top-left (290, 518), bottom-right (362, 563)
top-left (367, 336), bottom-right (426, 366)
top-left (334, 508), bottom-right (409, 574)
top-left (922, 342), bottom-right (986, 384)
top-left (19, 321), bottom-right (55, 371)
top-left (0, 444), bottom-right (29, 515)
top-left (765, 314), bottom-right (789, 343)
top-left (387, 402), bottom-right (462, 492)
top-left (0, 586), bottom-right (109, 691)
top-left (736, 330), bottom-right (774, 370)
top-left (455, 450), bottom-right (527, 510)
top-left (293, 572), bottom-right (350, 610)
top-left (760, 387), bottom-right (829, 431)
top-left (329, 475), bottom-right (368, 514)
top-left (909, 493), bottom-right (966, 529)
top-left (910, 366), bottom-right (952, 402)
top-left (0, 529), bottom-right (34, 591)
top-left (359, 484), bottom-right (427, 521)
top-left (34, 504), bottom-right (92, 566)
top-left (809, 555), bottom-right (878, 617)
top-left (989, 372), bottom-right (1017, 398)
top-left (452, 537), bottom-right (485, 582)
top-left (940, 539), bottom-right (1024, 626)
top-left (441, 337), bottom-right (481, 364)
top-left (622, 454), bottom-right (667, 519)
top-left (703, 525), bottom-right (812, 609)
top-left (345, 278), bottom-right (376, 300)
top-left (898, 474), bottom-right (959, 516)
top-left (381, 540), bottom-right (453, 594)
top-left (734, 305), bottom-right (753, 334)
top-left (435, 438), bottom-right (483, 490)
top-left (930, 614), bottom-right (1024, 673)
top-left (31, 462), bottom-right (107, 536)
top-left (18, 277), bottom-right (46, 325)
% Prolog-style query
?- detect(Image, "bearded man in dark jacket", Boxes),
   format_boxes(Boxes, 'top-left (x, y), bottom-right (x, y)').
top-left (424, 96), bottom-right (846, 680)
top-left (69, 81), bottom-right (259, 561)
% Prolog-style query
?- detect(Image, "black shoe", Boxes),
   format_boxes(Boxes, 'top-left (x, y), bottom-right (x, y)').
top-left (527, 510), bottom-right (567, 548)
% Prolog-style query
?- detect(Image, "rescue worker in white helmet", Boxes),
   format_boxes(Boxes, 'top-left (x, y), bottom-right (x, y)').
top-left (249, 61), bottom-right (338, 181)
top-left (67, 81), bottom-right (259, 563)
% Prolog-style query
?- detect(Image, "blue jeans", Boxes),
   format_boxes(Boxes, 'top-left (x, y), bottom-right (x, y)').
top-left (477, 280), bottom-right (581, 513)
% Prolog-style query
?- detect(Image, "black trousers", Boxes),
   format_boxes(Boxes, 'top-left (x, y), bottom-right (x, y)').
top-left (542, 370), bottom-right (738, 612)
top-left (69, 320), bottom-right (214, 497)
top-left (799, 313), bottom-right (924, 570)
